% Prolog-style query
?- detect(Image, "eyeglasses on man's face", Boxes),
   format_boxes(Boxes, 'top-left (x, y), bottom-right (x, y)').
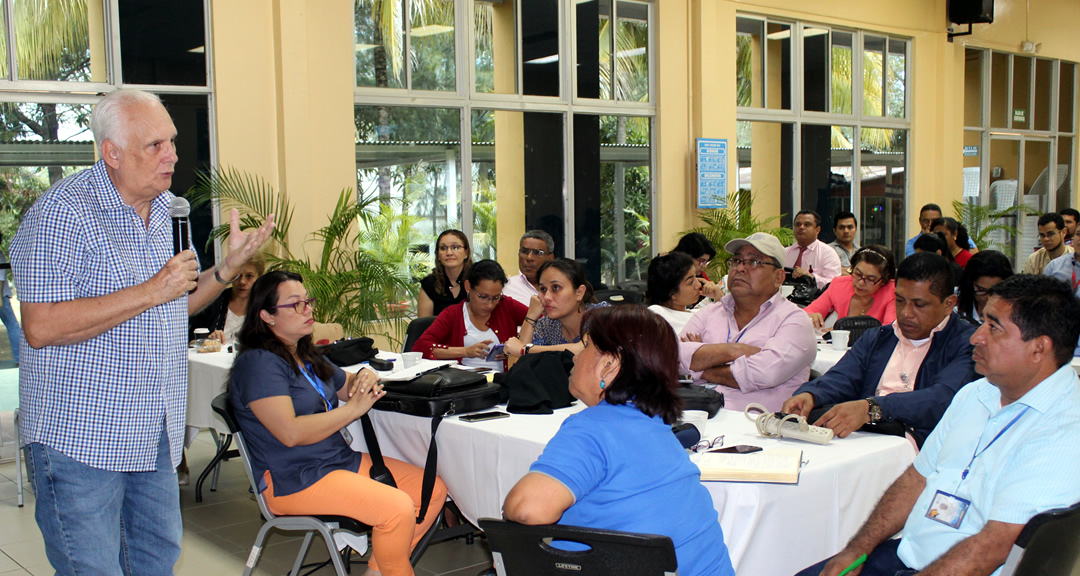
top-left (1037, 230), bottom-right (1059, 240)
top-left (272, 297), bottom-right (317, 314)
top-left (438, 244), bottom-right (465, 252)
top-left (518, 248), bottom-right (549, 258)
top-left (727, 256), bottom-right (779, 271)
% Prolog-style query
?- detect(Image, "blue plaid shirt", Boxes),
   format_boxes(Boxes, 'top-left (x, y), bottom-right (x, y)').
top-left (11, 161), bottom-right (194, 472)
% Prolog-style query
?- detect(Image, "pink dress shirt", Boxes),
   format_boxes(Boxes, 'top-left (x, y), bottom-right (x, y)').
top-left (876, 316), bottom-right (951, 396)
top-left (678, 291), bottom-right (817, 411)
top-left (784, 239), bottom-right (842, 289)
top-left (803, 275), bottom-right (897, 325)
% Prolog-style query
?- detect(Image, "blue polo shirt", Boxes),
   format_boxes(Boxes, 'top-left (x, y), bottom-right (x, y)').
top-left (897, 364), bottom-right (1080, 573)
top-left (530, 401), bottom-right (734, 576)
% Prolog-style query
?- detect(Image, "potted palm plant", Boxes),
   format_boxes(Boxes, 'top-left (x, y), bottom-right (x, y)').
top-left (684, 191), bottom-right (794, 278)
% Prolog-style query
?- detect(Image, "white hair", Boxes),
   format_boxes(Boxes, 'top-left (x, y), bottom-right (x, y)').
top-left (90, 90), bottom-right (164, 156)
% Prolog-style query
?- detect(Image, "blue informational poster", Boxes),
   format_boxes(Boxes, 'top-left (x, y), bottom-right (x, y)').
top-left (696, 138), bottom-right (728, 209)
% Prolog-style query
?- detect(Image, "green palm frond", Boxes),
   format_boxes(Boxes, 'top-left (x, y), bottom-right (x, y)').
top-left (686, 191), bottom-right (794, 277)
top-left (952, 199), bottom-right (1041, 257)
top-left (187, 167), bottom-right (294, 254)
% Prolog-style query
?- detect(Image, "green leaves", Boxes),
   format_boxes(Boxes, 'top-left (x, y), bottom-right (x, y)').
top-left (685, 191), bottom-right (794, 277)
top-left (951, 199), bottom-right (1040, 257)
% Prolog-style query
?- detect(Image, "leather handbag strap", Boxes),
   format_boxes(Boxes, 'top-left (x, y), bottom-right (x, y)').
top-left (360, 414), bottom-right (397, 488)
top-left (416, 414), bottom-right (443, 524)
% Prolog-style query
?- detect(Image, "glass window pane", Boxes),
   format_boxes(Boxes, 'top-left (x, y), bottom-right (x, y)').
top-left (963, 130), bottom-right (983, 206)
top-left (1013, 56), bottom-right (1031, 130)
top-left (410, 0), bottom-right (456, 91)
top-left (354, 105), bottom-right (462, 252)
top-left (355, 0), bottom-right (405, 89)
top-left (585, 0), bottom-right (611, 100)
top-left (987, 138), bottom-right (1019, 262)
top-left (765, 22), bottom-right (791, 110)
top-left (990, 52), bottom-right (1010, 128)
top-left (1033, 58), bottom-right (1052, 131)
top-left (830, 31), bottom-right (852, 115)
top-left (0, 6), bottom-right (7, 78)
top-left (964, 48), bottom-right (983, 127)
top-left (14, 0), bottom-right (106, 82)
top-left (803, 26), bottom-right (829, 113)
top-left (1060, 63), bottom-right (1075, 133)
top-left (522, 0), bottom-right (559, 97)
top-left (615, 1), bottom-right (649, 102)
top-left (474, 0), bottom-right (517, 95)
top-left (599, 115), bottom-right (650, 285)
top-left (886, 39), bottom-right (906, 118)
top-left (862, 35), bottom-right (885, 117)
top-left (738, 120), bottom-right (794, 219)
top-left (800, 124), bottom-right (852, 239)
top-left (471, 109), bottom-right (498, 260)
top-left (735, 17), bottom-right (764, 108)
top-left (859, 128), bottom-right (906, 259)
top-left (1019, 140), bottom-right (1050, 259)
top-left (1057, 136), bottom-right (1073, 211)
top-left (119, 0), bottom-right (207, 85)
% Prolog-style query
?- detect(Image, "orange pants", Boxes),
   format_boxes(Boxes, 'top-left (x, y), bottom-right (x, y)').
top-left (264, 456), bottom-right (447, 576)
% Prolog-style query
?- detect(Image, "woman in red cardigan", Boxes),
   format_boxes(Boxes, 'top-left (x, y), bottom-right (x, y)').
top-left (412, 259), bottom-right (529, 372)
top-left (804, 245), bottom-right (897, 331)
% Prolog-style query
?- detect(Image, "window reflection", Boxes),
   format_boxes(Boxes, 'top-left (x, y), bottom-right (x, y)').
top-left (598, 115), bottom-right (650, 285)
top-left (410, 0), bottom-right (456, 92)
top-left (355, 0), bottom-right (405, 89)
top-left (13, 0), bottom-right (105, 82)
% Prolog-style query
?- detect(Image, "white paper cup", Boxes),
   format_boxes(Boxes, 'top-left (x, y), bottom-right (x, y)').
top-left (681, 410), bottom-right (709, 438)
top-left (831, 330), bottom-right (850, 351)
top-left (402, 352), bottom-right (423, 369)
top-left (781, 285), bottom-right (795, 298)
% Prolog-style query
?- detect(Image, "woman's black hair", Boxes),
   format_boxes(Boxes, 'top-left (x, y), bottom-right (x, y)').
top-left (432, 229), bottom-right (473, 296)
top-left (673, 232), bottom-right (716, 261)
top-left (931, 217), bottom-right (971, 251)
top-left (914, 232), bottom-right (948, 259)
top-left (232, 270), bottom-right (334, 381)
top-left (537, 258), bottom-right (597, 306)
top-left (583, 305), bottom-right (682, 424)
top-left (466, 259), bottom-right (508, 287)
top-left (956, 250), bottom-right (1014, 319)
top-left (646, 252), bottom-right (695, 306)
top-left (849, 244), bottom-right (896, 282)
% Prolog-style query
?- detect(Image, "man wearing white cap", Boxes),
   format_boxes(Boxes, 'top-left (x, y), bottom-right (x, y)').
top-left (678, 232), bottom-right (817, 411)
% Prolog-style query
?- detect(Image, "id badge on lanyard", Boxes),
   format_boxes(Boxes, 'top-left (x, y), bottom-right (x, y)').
top-left (926, 490), bottom-right (972, 528)
top-left (300, 364), bottom-right (353, 445)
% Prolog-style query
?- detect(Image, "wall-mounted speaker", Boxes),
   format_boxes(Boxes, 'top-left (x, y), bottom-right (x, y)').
top-left (949, 0), bottom-right (994, 25)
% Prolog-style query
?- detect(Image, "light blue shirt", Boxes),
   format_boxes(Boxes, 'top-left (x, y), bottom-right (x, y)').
top-left (1042, 253), bottom-right (1080, 355)
top-left (897, 364), bottom-right (1080, 573)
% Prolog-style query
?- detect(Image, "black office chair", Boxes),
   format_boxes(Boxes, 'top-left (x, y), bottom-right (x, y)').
top-left (211, 393), bottom-right (443, 575)
top-left (403, 315), bottom-right (437, 353)
top-left (617, 280), bottom-right (647, 294)
top-left (594, 290), bottom-right (644, 306)
top-left (1001, 502), bottom-right (1080, 576)
top-left (833, 315), bottom-right (882, 346)
top-left (478, 518), bottom-right (678, 576)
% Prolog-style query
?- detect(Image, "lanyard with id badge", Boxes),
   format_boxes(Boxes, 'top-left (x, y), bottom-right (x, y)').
top-left (926, 405), bottom-right (1030, 529)
top-left (299, 363), bottom-right (354, 445)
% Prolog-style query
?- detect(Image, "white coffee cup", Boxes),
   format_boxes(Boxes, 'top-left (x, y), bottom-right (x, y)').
top-left (831, 330), bottom-right (850, 351)
top-left (681, 410), bottom-right (709, 438)
top-left (781, 285), bottom-right (795, 299)
top-left (401, 351), bottom-right (424, 369)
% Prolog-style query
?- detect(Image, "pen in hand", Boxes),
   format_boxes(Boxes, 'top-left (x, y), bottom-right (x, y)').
top-left (836, 553), bottom-right (867, 576)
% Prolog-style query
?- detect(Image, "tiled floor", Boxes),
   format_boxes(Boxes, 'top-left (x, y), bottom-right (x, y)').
top-left (0, 431), bottom-right (493, 575)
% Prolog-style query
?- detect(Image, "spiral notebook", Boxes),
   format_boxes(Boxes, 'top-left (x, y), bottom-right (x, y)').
top-left (695, 448), bottom-right (803, 484)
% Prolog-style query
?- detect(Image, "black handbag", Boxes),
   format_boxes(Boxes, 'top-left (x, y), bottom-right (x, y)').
top-left (675, 384), bottom-right (725, 418)
top-left (318, 337), bottom-right (378, 366)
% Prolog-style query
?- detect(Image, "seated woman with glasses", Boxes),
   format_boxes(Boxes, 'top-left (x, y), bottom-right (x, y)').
top-left (504, 258), bottom-right (607, 357)
top-left (230, 271), bottom-right (446, 576)
top-left (503, 306), bottom-right (735, 576)
top-left (417, 229), bottom-right (473, 317)
top-left (673, 232), bottom-right (725, 301)
top-left (413, 259), bottom-right (528, 372)
top-left (956, 249), bottom-right (1013, 325)
top-left (803, 245), bottom-right (897, 331)
top-left (646, 252), bottom-right (703, 335)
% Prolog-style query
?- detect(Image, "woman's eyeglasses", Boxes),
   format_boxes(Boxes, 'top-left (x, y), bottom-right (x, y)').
top-left (472, 292), bottom-right (503, 304)
top-left (272, 297), bottom-right (317, 314)
top-left (691, 435), bottom-right (725, 453)
top-left (438, 245), bottom-right (465, 252)
top-left (851, 269), bottom-right (882, 286)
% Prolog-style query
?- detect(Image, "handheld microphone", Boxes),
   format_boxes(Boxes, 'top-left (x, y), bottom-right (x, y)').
top-left (169, 197), bottom-right (191, 256)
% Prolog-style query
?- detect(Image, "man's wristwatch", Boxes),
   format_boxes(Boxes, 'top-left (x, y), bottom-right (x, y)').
top-left (865, 397), bottom-right (882, 424)
top-left (523, 343), bottom-right (534, 355)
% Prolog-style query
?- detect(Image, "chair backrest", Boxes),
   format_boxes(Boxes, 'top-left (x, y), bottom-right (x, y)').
top-left (403, 316), bottom-right (437, 353)
top-left (593, 290), bottom-right (644, 306)
top-left (1003, 501), bottom-right (1080, 576)
top-left (616, 280), bottom-right (647, 294)
top-left (211, 392), bottom-right (278, 521)
top-left (478, 518), bottom-right (678, 576)
top-left (833, 315), bottom-right (882, 347)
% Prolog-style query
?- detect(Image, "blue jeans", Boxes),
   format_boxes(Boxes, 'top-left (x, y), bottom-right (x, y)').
top-left (26, 424), bottom-right (182, 575)
top-left (0, 295), bottom-right (20, 364)
top-left (795, 539), bottom-right (917, 576)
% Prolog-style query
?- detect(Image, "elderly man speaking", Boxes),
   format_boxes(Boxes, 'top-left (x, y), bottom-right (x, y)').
top-left (12, 89), bottom-right (274, 574)
top-left (679, 232), bottom-right (816, 411)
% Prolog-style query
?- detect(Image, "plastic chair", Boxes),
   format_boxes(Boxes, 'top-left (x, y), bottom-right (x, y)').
top-left (593, 290), bottom-right (644, 306)
top-left (1000, 501), bottom-right (1080, 576)
top-left (833, 315), bottom-right (882, 347)
top-left (478, 518), bottom-right (678, 576)
top-left (403, 316), bottom-right (437, 353)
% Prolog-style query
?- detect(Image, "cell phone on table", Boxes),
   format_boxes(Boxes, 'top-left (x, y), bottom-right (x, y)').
top-left (708, 445), bottom-right (763, 454)
top-left (459, 411), bottom-right (510, 423)
top-left (485, 343), bottom-right (506, 362)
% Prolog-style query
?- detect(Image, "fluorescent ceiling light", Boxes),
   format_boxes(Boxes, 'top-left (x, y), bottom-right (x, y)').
top-left (355, 43), bottom-right (377, 52)
top-left (766, 27), bottom-right (828, 40)
top-left (526, 54), bottom-right (559, 64)
top-left (616, 47), bottom-right (646, 58)
top-left (188, 46), bottom-right (205, 53)
top-left (411, 25), bottom-right (453, 37)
